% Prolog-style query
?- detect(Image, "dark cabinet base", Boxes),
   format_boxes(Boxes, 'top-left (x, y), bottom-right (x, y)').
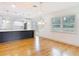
top-left (0, 30), bottom-right (34, 43)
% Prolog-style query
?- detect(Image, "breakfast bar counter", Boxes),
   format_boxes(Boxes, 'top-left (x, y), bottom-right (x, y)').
top-left (0, 30), bottom-right (34, 43)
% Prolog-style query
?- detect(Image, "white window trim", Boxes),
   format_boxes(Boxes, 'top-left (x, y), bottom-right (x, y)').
top-left (51, 15), bottom-right (76, 33)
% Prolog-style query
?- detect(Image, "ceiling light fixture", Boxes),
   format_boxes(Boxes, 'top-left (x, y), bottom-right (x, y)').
top-left (11, 4), bottom-right (16, 8)
top-left (32, 3), bottom-right (38, 7)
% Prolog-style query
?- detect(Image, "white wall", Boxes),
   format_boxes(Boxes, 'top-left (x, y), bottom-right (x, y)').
top-left (39, 6), bottom-right (79, 46)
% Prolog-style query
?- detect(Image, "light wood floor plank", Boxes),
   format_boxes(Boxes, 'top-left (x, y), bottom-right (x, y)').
top-left (0, 37), bottom-right (79, 56)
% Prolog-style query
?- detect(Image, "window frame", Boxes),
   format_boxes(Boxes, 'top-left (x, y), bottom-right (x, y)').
top-left (51, 15), bottom-right (76, 33)
top-left (51, 16), bottom-right (62, 32)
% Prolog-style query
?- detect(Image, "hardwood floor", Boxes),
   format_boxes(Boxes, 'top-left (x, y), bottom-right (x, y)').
top-left (0, 37), bottom-right (79, 56)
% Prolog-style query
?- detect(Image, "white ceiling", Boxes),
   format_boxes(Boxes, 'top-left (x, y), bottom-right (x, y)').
top-left (0, 2), bottom-right (79, 19)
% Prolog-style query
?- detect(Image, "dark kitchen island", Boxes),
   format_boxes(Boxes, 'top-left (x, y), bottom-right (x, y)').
top-left (0, 30), bottom-right (34, 43)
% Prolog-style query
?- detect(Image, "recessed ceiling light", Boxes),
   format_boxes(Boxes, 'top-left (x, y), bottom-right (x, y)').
top-left (11, 4), bottom-right (16, 8)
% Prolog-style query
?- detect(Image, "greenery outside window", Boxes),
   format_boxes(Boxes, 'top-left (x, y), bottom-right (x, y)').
top-left (51, 17), bottom-right (61, 32)
top-left (62, 15), bottom-right (75, 32)
top-left (51, 15), bottom-right (76, 33)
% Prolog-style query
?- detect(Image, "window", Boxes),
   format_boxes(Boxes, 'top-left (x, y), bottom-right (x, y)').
top-left (62, 15), bottom-right (75, 32)
top-left (51, 15), bottom-right (76, 33)
top-left (51, 17), bottom-right (61, 32)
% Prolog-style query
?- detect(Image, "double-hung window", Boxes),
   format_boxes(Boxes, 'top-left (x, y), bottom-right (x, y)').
top-left (51, 17), bottom-right (61, 32)
top-left (51, 15), bottom-right (76, 33)
top-left (62, 15), bottom-right (75, 33)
